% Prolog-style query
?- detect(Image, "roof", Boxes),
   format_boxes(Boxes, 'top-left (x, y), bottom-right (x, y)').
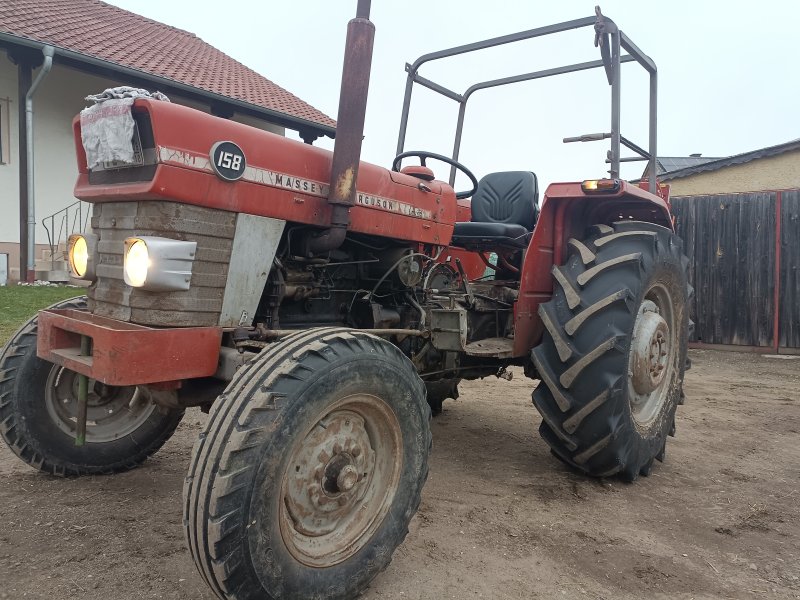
top-left (657, 139), bottom-right (800, 182)
top-left (0, 0), bottom-right (336, 134)
top-left (654, 156), bottom-right (723, 175)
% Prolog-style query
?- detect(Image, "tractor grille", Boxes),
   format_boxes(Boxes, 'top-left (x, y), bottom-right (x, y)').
top-left (88, 201), bottom-right (236, 327)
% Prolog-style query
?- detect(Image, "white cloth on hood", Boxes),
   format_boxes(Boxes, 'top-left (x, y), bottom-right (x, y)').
top-left (85, 86), bottom-right (170, 103)
top-left (80, 98), bottom-right (136, 169)
top-left (80, 87), bottom-right (170, 169)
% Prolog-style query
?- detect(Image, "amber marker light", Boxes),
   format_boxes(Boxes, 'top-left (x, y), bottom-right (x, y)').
top-left (582, 179), bottom-right (621, 193)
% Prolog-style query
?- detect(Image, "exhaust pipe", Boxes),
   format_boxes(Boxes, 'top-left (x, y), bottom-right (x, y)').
top-left (305, 0), bottom-right (375, 256)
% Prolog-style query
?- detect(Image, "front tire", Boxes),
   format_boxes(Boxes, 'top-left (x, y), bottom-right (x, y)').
top-left (0, 296), bottom-right (184, 476)
top-left (184, 328), bottom-right (431, 600)
top-left (531, 221), bottom-right (689, 481)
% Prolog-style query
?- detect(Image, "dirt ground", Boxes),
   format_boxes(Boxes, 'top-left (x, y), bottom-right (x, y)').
top-left (1, 349), bottom-right (798, 600)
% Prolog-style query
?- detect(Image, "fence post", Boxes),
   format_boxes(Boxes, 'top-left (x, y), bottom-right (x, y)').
top-left (773, 191), bottom-right (782, 354)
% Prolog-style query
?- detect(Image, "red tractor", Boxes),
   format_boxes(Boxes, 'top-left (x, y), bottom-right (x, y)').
top-left (0, 4), bottom-right (689, 599)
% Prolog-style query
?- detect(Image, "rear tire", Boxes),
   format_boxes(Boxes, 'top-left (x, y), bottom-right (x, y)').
top-left (0, 296), bottom-right (183, 476)
top-left (531, 221), bottom-right (689, 481)
top-left (184, 328), bottom-right (431, 600)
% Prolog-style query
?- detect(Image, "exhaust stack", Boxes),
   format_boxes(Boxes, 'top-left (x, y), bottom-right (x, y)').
top-left (305, 0), bottom-right (375, 256)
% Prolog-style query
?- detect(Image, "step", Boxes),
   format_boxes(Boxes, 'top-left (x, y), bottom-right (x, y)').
top-left (464, 337), bottom-right (515, 358)
top-left (34, 260), bottom-right (69, 271)
top-left (34, 269), bottom-right (71, 283)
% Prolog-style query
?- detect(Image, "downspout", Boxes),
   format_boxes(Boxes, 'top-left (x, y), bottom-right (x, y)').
top-left (304, 0), bottom-right (374, 256)
top-left (25, 45), bottom-right (55, 282)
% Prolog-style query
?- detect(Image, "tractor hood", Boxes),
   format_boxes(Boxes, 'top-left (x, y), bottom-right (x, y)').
top-left (72, 98), bottom-right (457, 247)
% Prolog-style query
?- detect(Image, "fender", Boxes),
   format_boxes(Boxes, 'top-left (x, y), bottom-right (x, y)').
top-left (512, 181), bottom-right (672, 357)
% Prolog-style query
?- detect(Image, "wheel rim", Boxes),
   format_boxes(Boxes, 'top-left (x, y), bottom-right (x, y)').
top-left (628, 284), bottom-right (677, 427)
top-left (279, 393), bottom-right (403, 567)
top-left (44, 366), bottom-right (154, 443)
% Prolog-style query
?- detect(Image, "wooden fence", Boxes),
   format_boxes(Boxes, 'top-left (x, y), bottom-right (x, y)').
top-left (671, 189), bottom-right (799, 353)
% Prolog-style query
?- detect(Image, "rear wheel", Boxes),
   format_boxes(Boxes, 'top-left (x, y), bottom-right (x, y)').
top-left (0, 296), bottom-right (183, 476)
top-left (184, 328), bottom-right (430, 600)
top-left (531, 221), bottom-right (689, 481)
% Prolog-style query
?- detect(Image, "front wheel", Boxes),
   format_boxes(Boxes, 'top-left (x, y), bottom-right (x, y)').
top-left (184, 328), bottom-right (431, 600)
top-left (531, 221), bottom-right (690, 481)
top-left (0, 296), bottom-right (184, 476)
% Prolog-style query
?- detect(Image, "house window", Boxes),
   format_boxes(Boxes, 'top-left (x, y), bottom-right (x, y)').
top-left (0, 98), bottom-right (10, 164)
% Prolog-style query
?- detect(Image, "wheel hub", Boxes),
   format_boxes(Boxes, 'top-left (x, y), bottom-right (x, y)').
top-left (284, 410), bottom-right (375, 537)
top-left (628, 293), bottom-right (676, 427)
top-left (44, 366), bottom-right (153, 443)
top-left (279, 395), bottom-right (403, 567)
top-left (631, 302), bottom-right (670, 395)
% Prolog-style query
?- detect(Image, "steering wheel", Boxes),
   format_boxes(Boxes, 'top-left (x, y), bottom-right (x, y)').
top-left (392, 151), bottom-right (478, 199)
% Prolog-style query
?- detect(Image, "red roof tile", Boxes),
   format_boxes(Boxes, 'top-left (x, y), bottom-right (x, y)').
top-left (0, 0), bottom-right (336, 130)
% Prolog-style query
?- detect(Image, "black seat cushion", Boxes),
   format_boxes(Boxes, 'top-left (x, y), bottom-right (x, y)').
top-left (470, 171), bottom-right (539, 231)
top-left (451, 222), bottom-right (530, 249)
top-left (450, 171), bottom-right (539, 250)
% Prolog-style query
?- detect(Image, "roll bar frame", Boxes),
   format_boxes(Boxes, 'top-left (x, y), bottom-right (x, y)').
top-left (395, 8), bottom-right (659, 194)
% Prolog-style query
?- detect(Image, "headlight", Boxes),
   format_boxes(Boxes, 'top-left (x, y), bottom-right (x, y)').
top-left (124, 239), bottom-right (150, 287)
top-left (123, 236), bottom-right (197, 291)
top-left (67, 233), bottom-right (98, 281)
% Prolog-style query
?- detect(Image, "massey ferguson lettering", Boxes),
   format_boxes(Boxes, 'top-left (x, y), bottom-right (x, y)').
top-left (357, 193), bottom-right (432, 219)
top-left (272, 174), bottom-right (329, 197)
top-left (158, 145), bottom-right (432, 219)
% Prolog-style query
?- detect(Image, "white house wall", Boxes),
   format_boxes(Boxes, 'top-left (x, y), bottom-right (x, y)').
top-left (0, 51), bottom-right (21, 246)
top-left (0, 50), bottom-right (285, 264)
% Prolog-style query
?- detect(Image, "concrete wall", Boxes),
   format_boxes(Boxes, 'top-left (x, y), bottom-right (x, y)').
top-left (668, 149), bottom-right (800, 196)
top-left (0, 49), bottom-right (285, 275)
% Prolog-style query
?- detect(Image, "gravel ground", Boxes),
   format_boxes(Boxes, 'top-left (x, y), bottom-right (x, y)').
top-left (1, 349), bottom-right (798, 599)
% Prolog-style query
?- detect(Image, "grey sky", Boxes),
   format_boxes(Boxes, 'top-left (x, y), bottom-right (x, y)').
top-left (107, 0), bottom-right (800, 191)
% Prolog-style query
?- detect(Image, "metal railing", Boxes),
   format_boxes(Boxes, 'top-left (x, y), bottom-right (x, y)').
top-left (41, 200), bottom-right (91, 270)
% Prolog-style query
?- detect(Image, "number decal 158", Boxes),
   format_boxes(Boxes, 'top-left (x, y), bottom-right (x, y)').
top-left (218, 151), bottom-right (242, 171)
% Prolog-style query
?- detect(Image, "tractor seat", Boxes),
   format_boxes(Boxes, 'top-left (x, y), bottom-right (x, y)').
top-left (451, 171), bottom-right (539, 251)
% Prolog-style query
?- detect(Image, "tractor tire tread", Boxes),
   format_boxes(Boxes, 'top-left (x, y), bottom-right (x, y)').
top-left (184, 328), bottom-right (430, 600)
top-left (531, 221), bottom-right (690, 481)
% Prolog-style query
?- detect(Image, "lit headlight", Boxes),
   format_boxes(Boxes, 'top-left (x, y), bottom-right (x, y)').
top-left (123, 236), bottom-right (197, 291)
top-left (67, 233), bottom-right (98, 280)
top-left (124, 239), bottom-right (150, 287)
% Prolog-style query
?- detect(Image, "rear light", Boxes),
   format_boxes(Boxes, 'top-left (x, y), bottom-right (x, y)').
top-left (582, 179), bottom-right (621, 193)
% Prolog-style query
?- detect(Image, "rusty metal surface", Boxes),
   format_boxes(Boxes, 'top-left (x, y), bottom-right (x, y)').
top-left (327, 6), bottom-right (374, 209)
top-left (463, 337), bottom-right (514, 358)
top-left (37, 308), bottom-right (222, 386)
top-left (306, 3), bottom-right (375, 255)
top-left (279, 392), bottom-right (402, 568)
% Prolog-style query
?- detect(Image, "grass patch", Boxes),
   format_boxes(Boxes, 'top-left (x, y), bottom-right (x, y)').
top-left (0, 285), bottom-right (85, 345)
